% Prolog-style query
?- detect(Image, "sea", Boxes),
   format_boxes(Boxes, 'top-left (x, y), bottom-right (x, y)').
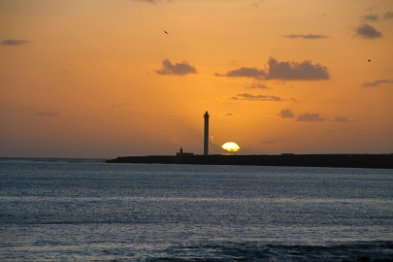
top-left (0, 158), bottom-right (392, 261)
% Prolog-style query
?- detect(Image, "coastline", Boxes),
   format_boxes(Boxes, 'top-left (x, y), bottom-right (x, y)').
top-left (106, 154), bottom-right (393, 169)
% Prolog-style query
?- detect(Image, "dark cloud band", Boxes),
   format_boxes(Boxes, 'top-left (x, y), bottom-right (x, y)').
top-left (363, 79), bottom-right (393, 87)
top-left (284, 34), bottom-right (328, 39)
top-left (215, 67), bottom-right (265, 79)
top-left (1, 39), bottom-right (31, 46)
top-left (232, 93), bottom-right (283, 102)
top-left (296, 113), bottom-right (325, 122)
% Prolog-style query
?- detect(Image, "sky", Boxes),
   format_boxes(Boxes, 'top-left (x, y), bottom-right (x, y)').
top-left (1, 0), bottom-right (393, 158)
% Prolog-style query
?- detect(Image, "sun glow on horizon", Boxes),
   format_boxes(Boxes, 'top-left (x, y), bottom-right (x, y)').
top-left (222, 142), bottom-right (240, 153)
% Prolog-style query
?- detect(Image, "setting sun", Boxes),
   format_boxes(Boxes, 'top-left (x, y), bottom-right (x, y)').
top-left (222, 142), bottom-right (240, 153)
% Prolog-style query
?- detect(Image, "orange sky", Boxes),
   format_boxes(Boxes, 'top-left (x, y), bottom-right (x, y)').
top-left (1, 0), bottom-right (393, 157)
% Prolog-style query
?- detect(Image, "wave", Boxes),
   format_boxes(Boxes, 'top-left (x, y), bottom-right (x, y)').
top-left (145, 241), bottom-right (393, 261)
top-left (2, 240), bottom-right (392, 261)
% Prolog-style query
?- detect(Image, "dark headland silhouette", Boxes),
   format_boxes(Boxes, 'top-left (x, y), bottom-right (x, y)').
top-left (107, 112), bottom-right (393, 169)
top-left (106, 153), bottom-right (393, 169)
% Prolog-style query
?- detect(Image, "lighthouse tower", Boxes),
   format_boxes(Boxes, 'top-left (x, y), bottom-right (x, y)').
top-left (204, 111), bottom-right (209, 156)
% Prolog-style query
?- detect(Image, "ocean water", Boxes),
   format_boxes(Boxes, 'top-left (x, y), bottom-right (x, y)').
top-left (0, 158), bottom-right (392, 261)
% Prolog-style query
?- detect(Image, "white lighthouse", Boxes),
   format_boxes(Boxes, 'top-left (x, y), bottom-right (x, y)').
top-left (204, 111), bottom-right (209, 156)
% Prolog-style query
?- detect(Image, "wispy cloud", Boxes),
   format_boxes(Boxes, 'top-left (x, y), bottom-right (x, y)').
top-left (279, 110), bottom-right (347, 123)
top-left (296, 113), bottom-right (324, 122)
top-left (251, 0), bottom-right (264, 7)
top-left (363, 79), bottom-right (393, 87)
top-left (383, 11), bottom-right (393, 20)
top-left (1, 39), bottom-right (31, 46)
top-left (246, 83), bottom-right (270, 89)
top-left (156, 59), bottom-right (197, 76)
top-left (334, 116), bottom-right (349, 122)
top-left (279, 109), bottom-right (295, 118)
top-left (215, 67), bottom-right (265, 79)
top-left (265, 57), bottom-right (330, 80)
top-left (355, 24), bottom-right (382, 39)
top-left (362, 14), bottom-right (379, 22)
top-left (232, 93), bottom-right (283, 102)
top-left (360, 11), bottom-right (393, 22)
top-left (284, 34), bottom-right (328, 39)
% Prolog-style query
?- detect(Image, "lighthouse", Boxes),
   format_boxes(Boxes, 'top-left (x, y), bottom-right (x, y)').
top-left (204, 111), bottom-right (209, 156)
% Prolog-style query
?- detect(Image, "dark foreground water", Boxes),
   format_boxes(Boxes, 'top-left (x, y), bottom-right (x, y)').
top-left (0, 158), bottom-right (392, 261)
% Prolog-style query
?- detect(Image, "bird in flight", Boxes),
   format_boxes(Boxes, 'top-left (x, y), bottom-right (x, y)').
top-left (164, 30), bottom-right (169, 35)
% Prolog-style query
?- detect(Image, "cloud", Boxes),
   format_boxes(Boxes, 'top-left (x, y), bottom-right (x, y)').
top-left (362, 79), bottom-right (393, 87)
top-left (246, 83), bottom-right (270, 89)
top-left (1, 39), bottom-right (31, 46)
top-left (296, 113), bottom-right (324, 122)
top-left (216, 57), bottom-right (329, 81)
top-left (265, 57), bottom-right (330, 80)
top-left (36, 111), bottom-right (59, 117)
top-left (383, 11), bottom-right (393, 20)
top-left (334, 116), bottom-right (349, 122)
top-left (355, 24), bottom-right (382, 38)
top-left (279, 109), bottom-right (295, 118)
top-left (215, 67), bottom-right (265, 79)
top-left (156, 59), bottom-right (197, 76)
top-left (362, 14), bottom-right (379, 22)
top-left (232, 93), bottom-right (283, 101)
top-left (284, 34), bottom-right (328, 39)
